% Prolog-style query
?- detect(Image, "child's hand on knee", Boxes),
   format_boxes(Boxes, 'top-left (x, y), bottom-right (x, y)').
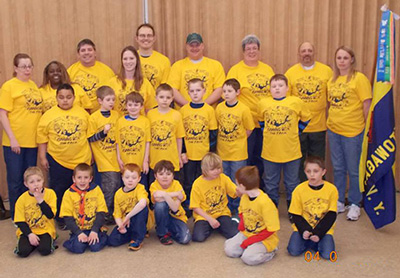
top-left (78, 232), bottom-right (88, 243)
top-left (28, 233), bottom-right (40, 246)
top-left (303, 230), bottom-right (312, 240)
top-left (310, 235), bottom-right (320, 243)
top-left (88, 231), bottom-right (99, 245)
top-left (208, 218), bottom-right (220, 229)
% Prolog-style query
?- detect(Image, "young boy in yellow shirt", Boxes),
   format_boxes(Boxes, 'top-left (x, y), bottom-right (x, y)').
top-left (14, 167), bottom-right (57, 257)
top-left (60, 163), bottom-right (108, 253)
top-left (108, 164), bottom-right (148, 251)
top-left (190, 152), bottom-right (238, 242)
top-left (147, 84), bottom-right (185, 185)
top-left (224, 166), bottom-right (280, 266)
top-left (258, 74), bottom-right (311, 209)
top-left (88, 86), bottom-right (121, 224)
top-left (149, 160), bottom-right (191, 245)
top-left (287, 156), bottom-right (338, 260)
top-left (180, 78), bottom-right (218, 215)
top-left (116, 92), bottom-right (151, 189)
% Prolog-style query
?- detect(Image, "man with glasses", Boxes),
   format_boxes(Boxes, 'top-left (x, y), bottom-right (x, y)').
top-left (136, 23), bottom-right (171, 91)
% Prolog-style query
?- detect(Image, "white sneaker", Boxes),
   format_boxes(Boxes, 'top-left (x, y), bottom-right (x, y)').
top-left (346, 204), bottom-right (361, 221)
top-left (337, 202), bottom-right (345, 213)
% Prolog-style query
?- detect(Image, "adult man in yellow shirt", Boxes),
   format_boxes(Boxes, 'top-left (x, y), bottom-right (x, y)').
top-left (285, 42), bottom-right (332, 182)
top-left (168, 33), bottom-right (226, 108)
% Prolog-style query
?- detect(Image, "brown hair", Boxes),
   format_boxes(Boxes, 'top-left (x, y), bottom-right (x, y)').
top-left (122, 163), bottom-right (141, 175)
top-left (126, 91), bottom-right (144, 105)
top-left (270, 74), bottom-right (288, 86)
top-left (13, 53), bottom-right (33, 77)
top-left (117, 46), bottom-right (143, 91)
top-left (235, 166), bottom-right (260, 190)
top-left (41, 61), bottom-right (71, 88)
top-left (201, 152), bottom-right (223, 176)
top-left (304, 156), bottom-right (326, 170)
top-left (156, 83), bottom-right (174, 96)
top-left (77, 39), bottom-right (96, 52)
top-left (136, 23), bottom-right (155, 36)
top-left (73, 163), bottom-right (93, 176)
top-left (188, 78), bottom-right (205, 89)
top-left (96, 85), bottom-right (115, 100)
top-left (24, 167), bottom-right (44, 182)
top-left (153, 160), bottom-right (175, 174)
top-left (223, 78), bottom-right (241, 91)
top-left (332, 45), bottom-right (357, 83)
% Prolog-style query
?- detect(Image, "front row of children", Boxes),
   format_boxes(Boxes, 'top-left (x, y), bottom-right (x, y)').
top-left (14, 154), bottom-right (338, 265)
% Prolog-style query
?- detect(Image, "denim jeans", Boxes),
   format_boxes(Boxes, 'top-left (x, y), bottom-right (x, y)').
top-left (3, 146), bottom-right (37, 219)
top-left (63, 230), bottom-right (108, 254)
top-left (100, 171), bottom-right (121, 215)
top-left (299, 131), bottom-right (326, 182)
top-left (247, 128), bottom-right (264, 180)
top-left (287, 231), bottom-right (335, 260)
top-left (153, 202), bottom-right (191, 244)
top-left (262, 158), bottom-right (301, 207)
top-left (327, 130), bottom-right (363, 206)
top-left (108, 206), bottom-right (148, 246)
top-left (223, 160), bottom-right (246, 214)
top-left (192, 216), bottom-right (238, 242)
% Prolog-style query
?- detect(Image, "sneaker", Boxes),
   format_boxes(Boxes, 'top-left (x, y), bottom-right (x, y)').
top-left (346, 204), bottom-right (361, 221)
top-left (159, 234), bottom-right (173, 245)
top-left (337, 202), bottom-right (345, 213)
top-left (128, 240), bottom-right (142, 251)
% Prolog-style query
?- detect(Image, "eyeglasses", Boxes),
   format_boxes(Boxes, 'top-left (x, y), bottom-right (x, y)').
top-left (138, 34), bottom-right (154, 39)
top-left (17, 65), bottom-right (34, 70)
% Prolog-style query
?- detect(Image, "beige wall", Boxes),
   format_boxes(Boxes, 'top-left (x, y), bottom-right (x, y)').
top-left (0, 0), bottom-right (399, 197)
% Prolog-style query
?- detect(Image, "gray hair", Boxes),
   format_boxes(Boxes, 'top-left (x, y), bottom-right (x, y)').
top-left (241, 34), bottom-right (260, 51)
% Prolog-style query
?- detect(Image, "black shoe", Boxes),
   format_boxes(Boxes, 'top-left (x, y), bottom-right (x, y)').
top-left (0, 210), bottom-right (11, 220)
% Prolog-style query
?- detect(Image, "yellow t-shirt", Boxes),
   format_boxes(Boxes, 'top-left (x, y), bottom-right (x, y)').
top-left (289, 181), bottom-right (338, 235)
top-left (67, 61), bottom-right (115, 113)
top-left (168, 57), bottom-right (226, 105)
top-left (327, 72), bottom-right (372, 137)
top-left (285, 62), bottom-right (333, 132)
top-left (240, 190), bottom-right (280, 252)
top-left (115, 115), bottom-right (151, 169)
top-left (113, 184), bottom-right (149, 219)
top-left (227, 60), bottom-right (275, 127)
top-left (60, 184), bottom-right (108, 231)
top-left (147, 108), bottom-right (185, 171)
top-left (88, 110), bottom-right (120, 172)
top-left (36, 105), bottom-right (91, 169)
top-left (149, 180), bottom-right (187, 223)
top-left (139, 50), bottom-right (171, 90)
top-left (180, 103), bottom-right (218, 161)
top-left (39, 83), bottom-right (93, 112)
top-left (14, 188), bottom-right (57, 239)
top-left (190, 173), bottom-right (237, 222)
top-left (107, 76), bottom-right (156, 115)
top-left (258, 96), bottom-right (311, 163)
top-left (0, 78), bottom-right (42, 147)
top-left (216, 101), bottom-right (255, 161)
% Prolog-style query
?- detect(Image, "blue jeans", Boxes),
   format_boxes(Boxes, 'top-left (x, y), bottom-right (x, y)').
top-left (262, 158), bottom-right (301, 207)
top-left (63, 230), bottom-right (108, 254)
top-left (3, 146), bottom-right (37, 219)
top-left (223, 160), bottom-right (246, 214)
top-left (247, 128), bottom-right (264, 186)
top-left (287, 231), bottom-right (335, 260)
top-left (153, 202), bottom-right (191, 244)
top-left (108, 206), bottom-right (148, 246)
top-left (192, 216), bottom-right (238, 242)
top-left (299, 131), bottom-right (326, 182)
top-left (328, 130), bottom-right (363, 206)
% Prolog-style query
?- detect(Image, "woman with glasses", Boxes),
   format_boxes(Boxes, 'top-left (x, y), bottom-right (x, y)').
top-left (0, 53), bottom-right (43, 220)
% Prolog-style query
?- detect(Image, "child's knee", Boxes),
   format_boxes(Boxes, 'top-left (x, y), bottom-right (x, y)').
top-left (224, 239), bottom-right (242, 258)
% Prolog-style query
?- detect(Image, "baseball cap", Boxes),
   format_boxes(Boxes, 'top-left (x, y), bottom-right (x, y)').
top-left (186, 33), bottom-right (203, 44)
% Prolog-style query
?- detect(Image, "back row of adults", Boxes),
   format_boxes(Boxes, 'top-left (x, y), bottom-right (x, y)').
top-left (0, 23), bottom-right (371, 222)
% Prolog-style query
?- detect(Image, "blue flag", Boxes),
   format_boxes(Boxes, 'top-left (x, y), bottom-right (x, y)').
top-left (359, 9), bottom-right (396, 229)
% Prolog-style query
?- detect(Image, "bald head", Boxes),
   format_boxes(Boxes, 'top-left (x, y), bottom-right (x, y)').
top-left (298, 42), bottom-right (315, 67)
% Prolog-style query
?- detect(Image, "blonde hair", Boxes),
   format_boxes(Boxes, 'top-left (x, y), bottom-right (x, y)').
top-left (24, 167), bottom-right (44, 182)
top-left (201, 152), bottom-right (223, 176)
top-left (333, 45), bottom-right (357, 83)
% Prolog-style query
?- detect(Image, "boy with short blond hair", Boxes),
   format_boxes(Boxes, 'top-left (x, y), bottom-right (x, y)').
top-left (60, 163), bottom-right (108, 253)
top-left (108, 163), bottom-right (149, 251)
top-left (190, 152), bottom-right (238, 242)
top-left (149, 160), bottom-right (191, 245)
top-left (116, 92), bottom-right (151, 188)
top-left (224, 166), bottom-right (280, 266)
top-left (88, 85), bottom-right (121, 224)
top-left (258, 74), bottom-right (311, 209)
top-left (14, 167), bottom-right (57, 257)
top-left (287, 156), bottom-right (338, 260)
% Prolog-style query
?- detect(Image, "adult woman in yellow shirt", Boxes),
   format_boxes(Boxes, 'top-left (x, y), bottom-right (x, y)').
top-left (327, 46), bottom-right (372, 221)
top-left (0, 53), bottom-right (42, 220)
